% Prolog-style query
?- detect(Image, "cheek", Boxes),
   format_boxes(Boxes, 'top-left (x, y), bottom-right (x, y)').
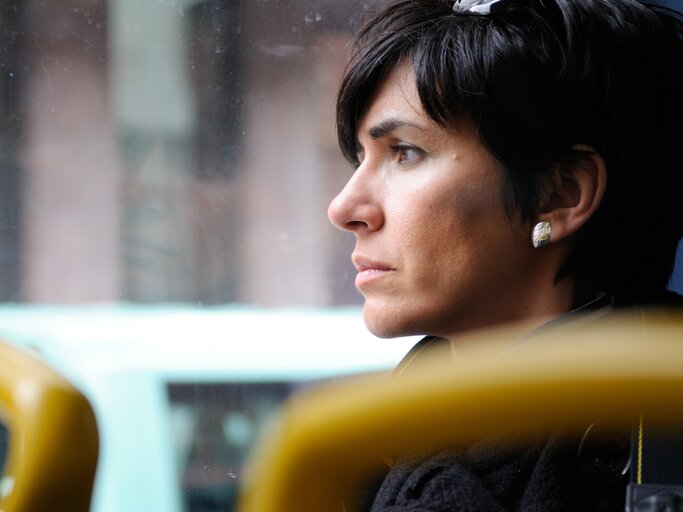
top-left (402, 182), bottom-right (499, 245)
top-left (396, 181), bottom-right (511, 283)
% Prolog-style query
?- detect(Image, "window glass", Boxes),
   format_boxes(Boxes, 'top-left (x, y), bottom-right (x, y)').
top-left (0, 0), bottom-right (383, 305)
top-left (0, 2), bottom-right (401, 511)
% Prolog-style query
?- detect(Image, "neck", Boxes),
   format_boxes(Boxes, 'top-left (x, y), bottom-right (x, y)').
top-left (441, 274), bottom-right (576, 343)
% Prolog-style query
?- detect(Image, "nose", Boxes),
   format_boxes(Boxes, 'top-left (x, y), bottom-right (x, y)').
top-left (327, 169), bottom-right (384, 233)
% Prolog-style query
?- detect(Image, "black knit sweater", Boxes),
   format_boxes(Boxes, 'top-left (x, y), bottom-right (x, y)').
top-left (367, 432), bottom-right (625, 511)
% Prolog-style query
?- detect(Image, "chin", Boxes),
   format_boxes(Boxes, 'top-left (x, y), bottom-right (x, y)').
top-left (363, 304), bottom-right (421, 339)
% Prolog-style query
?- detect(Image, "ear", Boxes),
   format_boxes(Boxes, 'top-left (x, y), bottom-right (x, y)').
top-left (537, 145), bottom-right (606, 244)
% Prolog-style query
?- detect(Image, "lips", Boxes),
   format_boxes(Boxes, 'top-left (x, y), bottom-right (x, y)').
top-left (352, 255), bottom-right (394, 288)
top-left (353, 257), bottom-right (392, 272)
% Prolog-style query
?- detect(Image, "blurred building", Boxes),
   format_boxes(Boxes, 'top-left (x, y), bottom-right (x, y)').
top-left (0, 0), bottom-right (372, 305)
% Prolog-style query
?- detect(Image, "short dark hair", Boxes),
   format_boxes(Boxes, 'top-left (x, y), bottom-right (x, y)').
top-left (336, 0), bottom-right (683, 305)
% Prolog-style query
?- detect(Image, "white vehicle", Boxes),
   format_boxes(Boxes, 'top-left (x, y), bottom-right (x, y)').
top-left (0, 305), bottom-right (417, 512)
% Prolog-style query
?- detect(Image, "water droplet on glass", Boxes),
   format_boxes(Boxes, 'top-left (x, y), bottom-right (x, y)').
top-left (305, 12), bottom-right (323, 24)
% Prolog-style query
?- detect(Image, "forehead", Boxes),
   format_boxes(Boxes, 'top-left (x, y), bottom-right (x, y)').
top-left (358, 62), bottom-right (427, 134)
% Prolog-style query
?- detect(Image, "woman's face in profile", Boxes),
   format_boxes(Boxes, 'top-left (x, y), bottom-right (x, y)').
top-left (328, 62), bottom-right (540, 339)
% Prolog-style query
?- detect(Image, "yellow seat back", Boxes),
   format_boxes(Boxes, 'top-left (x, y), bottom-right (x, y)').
top-left (0, 340), bottom-right (98, 512)
top-left (238, 313), bottom-right (683, 512)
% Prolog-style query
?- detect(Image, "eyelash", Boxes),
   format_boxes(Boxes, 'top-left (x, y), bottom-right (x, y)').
top-left (352, 144), bottom-right (424, 169)
top-left (390, 144), bottom-right (423, 165)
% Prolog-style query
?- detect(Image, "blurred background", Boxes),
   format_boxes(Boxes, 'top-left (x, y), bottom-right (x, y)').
top-left (0, 3), bottom-right (393, 510)
top-left (0, 0), bottom-right (387, 307)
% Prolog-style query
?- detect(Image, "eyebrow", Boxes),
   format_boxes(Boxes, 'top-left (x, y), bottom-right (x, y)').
top-left (367, 118), bottom-right (426, 139)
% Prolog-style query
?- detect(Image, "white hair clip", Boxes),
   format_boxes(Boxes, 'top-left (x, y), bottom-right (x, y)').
top-left (453, 0), bottom-right (503, 15)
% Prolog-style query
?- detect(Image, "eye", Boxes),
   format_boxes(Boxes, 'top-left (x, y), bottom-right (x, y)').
top-left (390, 144), bottom-right (424, 165)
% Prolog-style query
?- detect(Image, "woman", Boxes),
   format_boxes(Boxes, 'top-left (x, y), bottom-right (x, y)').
top-left (327, 0), bottom-right (683, 510)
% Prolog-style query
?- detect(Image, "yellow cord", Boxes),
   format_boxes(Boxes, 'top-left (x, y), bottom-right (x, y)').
top-left (637, 414), bottom-right (644, 484)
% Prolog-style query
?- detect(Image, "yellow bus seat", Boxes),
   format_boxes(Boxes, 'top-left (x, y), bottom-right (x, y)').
top-left (238, 313), bottom-right (683, 512)
top-left (0, 340), bottom-right (99, 512)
